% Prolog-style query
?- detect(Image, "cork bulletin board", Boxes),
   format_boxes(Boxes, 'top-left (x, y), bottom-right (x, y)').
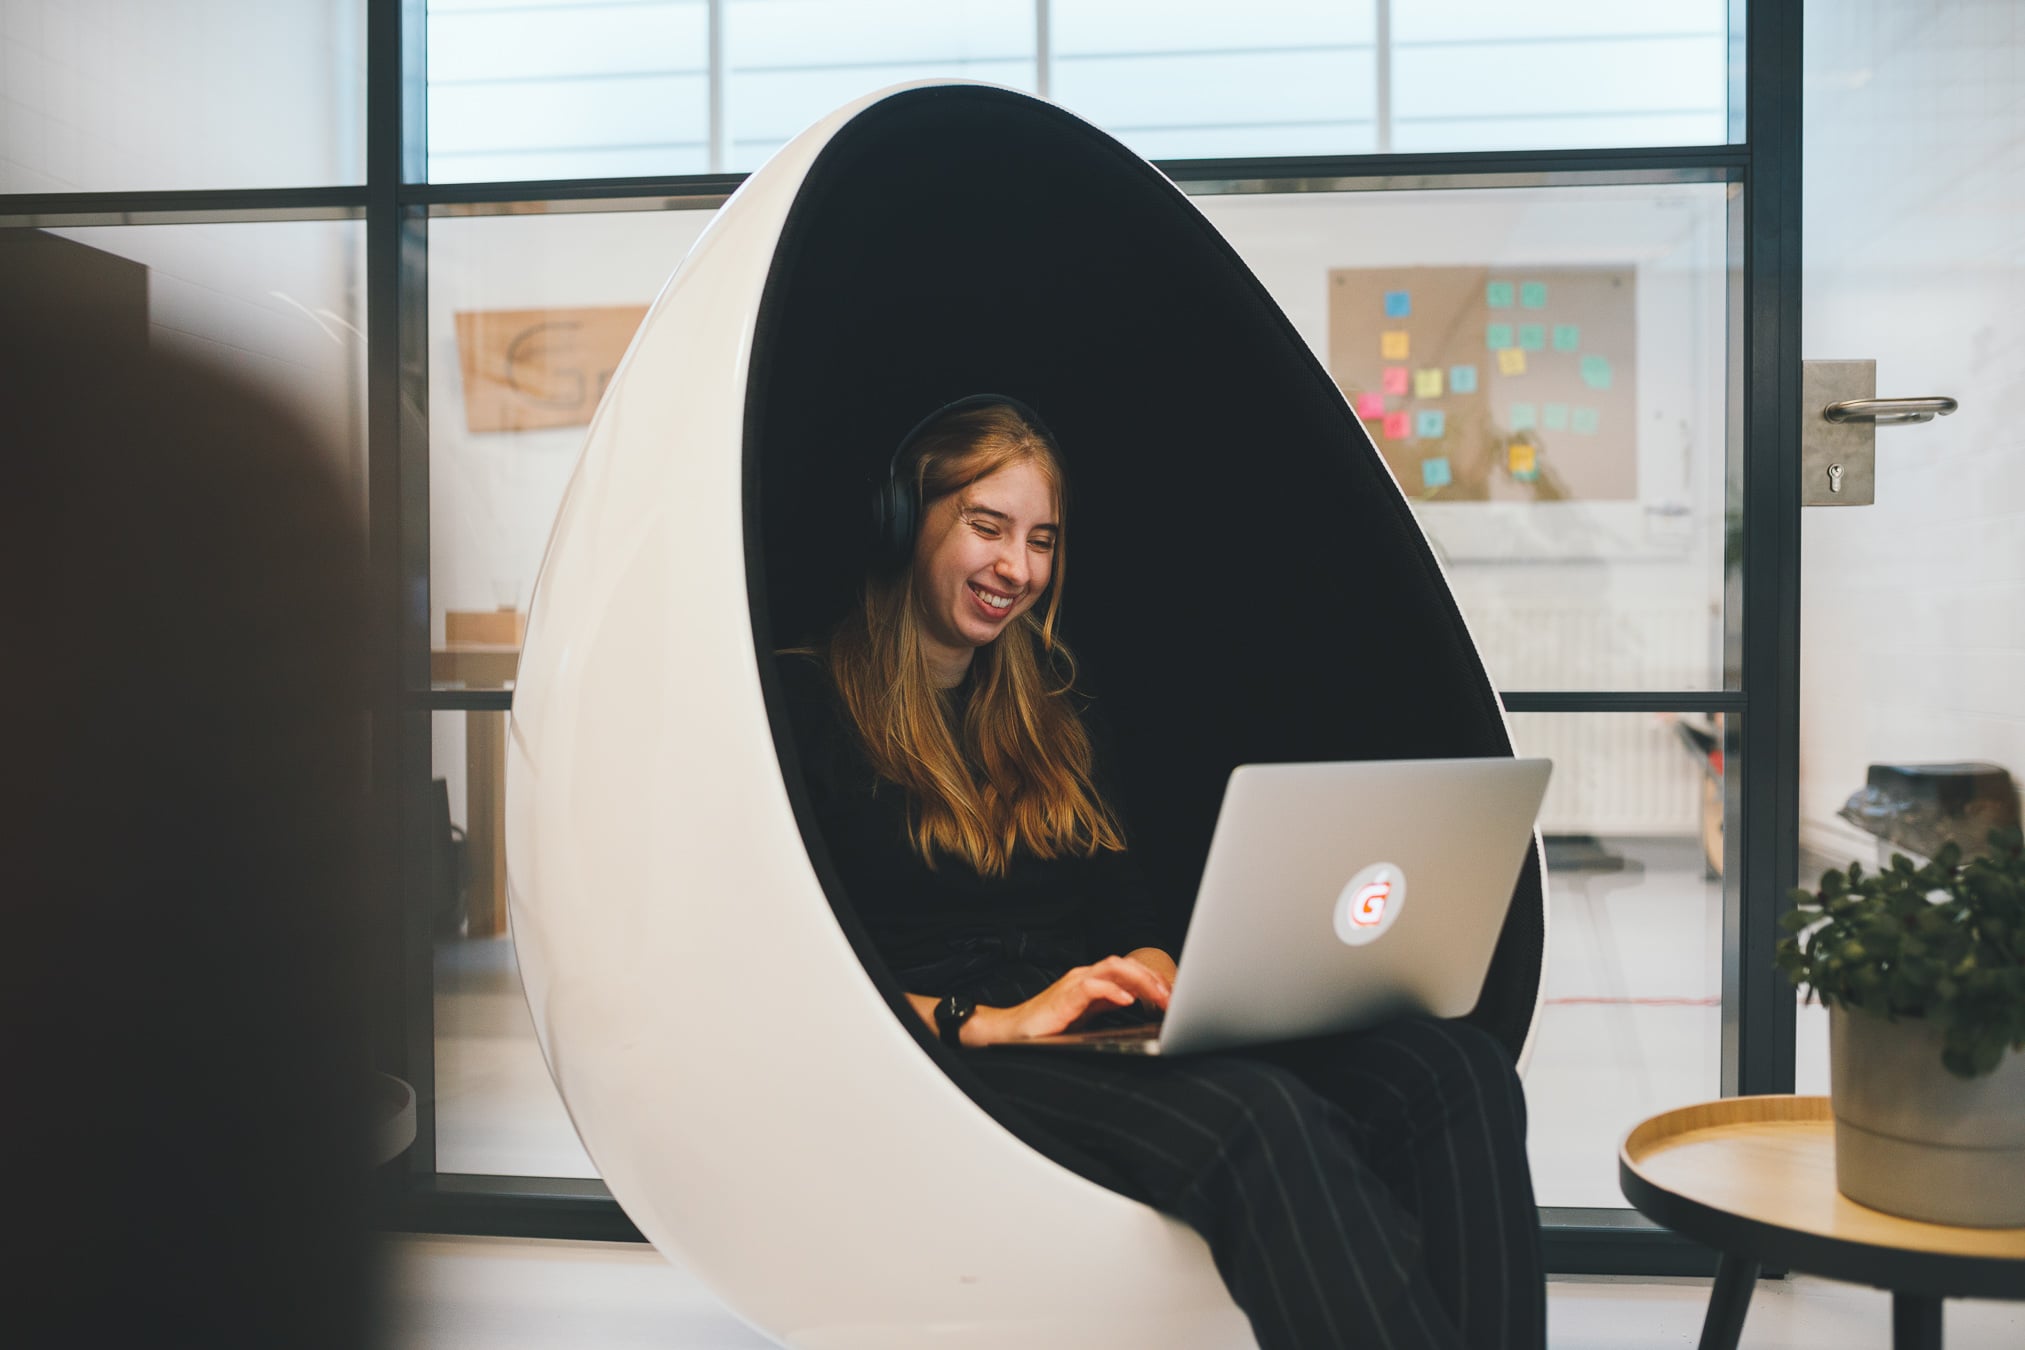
top-left (1327, 266), bottom-right (1637, 502)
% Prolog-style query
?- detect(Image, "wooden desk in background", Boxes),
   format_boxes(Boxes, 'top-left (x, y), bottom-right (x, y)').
top-left (432, 610), bottom-right (523, 937)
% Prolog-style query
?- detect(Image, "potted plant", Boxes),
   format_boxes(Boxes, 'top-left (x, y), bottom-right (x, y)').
top-left (1776, 828), bottom-right (2025, 1227)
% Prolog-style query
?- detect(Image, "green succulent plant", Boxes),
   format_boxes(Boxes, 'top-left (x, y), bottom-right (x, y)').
top-left (1776, 827), bottom-right (2025, 1079)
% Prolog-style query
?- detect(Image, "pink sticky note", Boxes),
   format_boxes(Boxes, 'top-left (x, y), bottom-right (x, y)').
top-left (1354, 392), bottom-right (1386, 418)
top-left (1381, 366), bottom-right (1410, 396)
top-left (1382, 411), bottom-right (1412, 440)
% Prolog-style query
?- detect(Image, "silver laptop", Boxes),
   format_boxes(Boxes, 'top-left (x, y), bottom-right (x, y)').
top-left (997, 756), bottom-right (1551, 1057)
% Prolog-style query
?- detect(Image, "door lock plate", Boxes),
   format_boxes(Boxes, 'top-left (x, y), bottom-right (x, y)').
top-left (1802, 360), bottom-right (1876, 506)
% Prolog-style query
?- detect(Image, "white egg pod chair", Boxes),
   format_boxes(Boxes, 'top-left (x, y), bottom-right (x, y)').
top-left (507, 80), bottom-right (1546, 1350)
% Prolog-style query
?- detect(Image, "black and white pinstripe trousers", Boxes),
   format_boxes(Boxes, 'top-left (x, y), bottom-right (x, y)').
top-left (964, 1015), bottom-right (1545, 1350)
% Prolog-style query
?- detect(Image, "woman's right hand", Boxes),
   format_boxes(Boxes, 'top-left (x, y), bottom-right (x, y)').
top-left (975, 955), bottom-right (1172, 1046)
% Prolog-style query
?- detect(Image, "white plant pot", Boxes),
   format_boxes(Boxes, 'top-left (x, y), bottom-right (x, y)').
top-left (1829, 1003), bottom-right (2025, 1227)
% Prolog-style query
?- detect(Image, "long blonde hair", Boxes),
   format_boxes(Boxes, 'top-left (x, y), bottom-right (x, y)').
top-left (825, 401), bottom-right (1126, 876)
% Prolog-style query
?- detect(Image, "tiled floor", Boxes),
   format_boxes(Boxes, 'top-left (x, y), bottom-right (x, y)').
top-left (383, 1233), bottom-right (2025, 1349)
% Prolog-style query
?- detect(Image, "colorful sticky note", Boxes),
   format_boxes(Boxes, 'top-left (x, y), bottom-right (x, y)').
top-left (1509, 443), bottom-right (1537, 475)
top-left (1497, 348), bottom-right (1528, 376)
top-left (1486, 281), bottom-right (1515, 309)
top-left (1486, 323), bottom-right (1514, 350)
top-left (1383, 411), bottom-right (1412, 440)
top-left (1552, 324), bottom-right (1581, 352)
top-left (1354, 392), bottom-right (1386, 418)
top-left (1383, 290), bottom-right (1412, 318)
top-left (1416, 409), bottom-right (1446, 438)
top-left (1518, 323), bottom-right (1545, 351)
top-left (1449, 364), bottom-right (1478, 394)
top-left (1519, 282), bottom-right (1548, 309)
top-left (1421, 455), bottom-right (1452, 488)
top-left (1571, 406), bottom-right (1601, 434)
top-left (1510, 402), bottom-right (1537, 431)
top-left (1382, 365), bottom-right (1410, 396)
top-left (1413, 368), bottom-right (1444, 398)
top-left (1381, 330), bottom-right (1410, 360)
top-left (1580, 355), bottom-right (1613, 389)
top-left (1542, 402), bottom-right (1569, 431)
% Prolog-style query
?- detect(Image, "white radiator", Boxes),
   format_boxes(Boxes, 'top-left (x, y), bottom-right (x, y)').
top-left (1472, 601), bottom-right (1712, 837)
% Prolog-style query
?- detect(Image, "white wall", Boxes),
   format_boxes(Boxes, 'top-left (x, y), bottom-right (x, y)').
top-left (0, 0), bottom-right (362, 192)
top-left (1798, 0), bottom-right (2025, 862)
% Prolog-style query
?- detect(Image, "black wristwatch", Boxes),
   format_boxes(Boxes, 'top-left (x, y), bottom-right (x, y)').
top-left (934, 994), bottom-right (978, 1049)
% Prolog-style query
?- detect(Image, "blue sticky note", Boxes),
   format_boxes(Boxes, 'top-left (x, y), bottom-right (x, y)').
top-left (1510, 402), bottom-right (1537, 431)
top-left (1448, 364), bottom-right (1479, 394)
top-left (1552, 323), bottom-right (1581, 352)
top-left (1486, 281), bottom-right (1515, 309)
top-left (1580, 355), bottom-right (1613, 390)
top-left (1542, 402), bottom-right (1570, 431)
top-left (1518, 323), bottom-right (1545, 351)
top-left (1416, 409), bottom-right (1446, 438)
top-left (1383, 290), bottom-right (1412, 318)
top-left (1571, 406), bottom-right (1601, 434)
top-left (1421, 455), bottom-right (1452, 488)
top-left (1520, 282), bottom-right (1548, 309)
top-left (1486, 324), bottom-right (1514, 350)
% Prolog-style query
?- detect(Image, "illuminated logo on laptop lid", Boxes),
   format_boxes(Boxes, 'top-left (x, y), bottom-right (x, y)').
top-left (1333, 862), bottom-right (1406, 946)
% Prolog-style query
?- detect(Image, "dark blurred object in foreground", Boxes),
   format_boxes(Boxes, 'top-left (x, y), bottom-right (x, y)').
top-left (1, 229), bottom-right (379, 1347)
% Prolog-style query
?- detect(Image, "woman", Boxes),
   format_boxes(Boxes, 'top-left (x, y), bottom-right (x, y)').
top-left (775, 396), bottom-right (1543, 1350)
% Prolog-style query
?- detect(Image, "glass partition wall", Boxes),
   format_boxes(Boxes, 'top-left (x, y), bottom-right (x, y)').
top-left (6, 0), bottom-right (1804, 1268)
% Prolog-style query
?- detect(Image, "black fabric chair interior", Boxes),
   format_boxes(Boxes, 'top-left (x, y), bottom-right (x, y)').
top-left (747, 84), bottom-right (1543, 1192)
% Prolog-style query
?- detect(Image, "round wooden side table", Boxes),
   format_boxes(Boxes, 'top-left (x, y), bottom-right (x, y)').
top-left (1619, 1095), bottom-right (2025, 1350)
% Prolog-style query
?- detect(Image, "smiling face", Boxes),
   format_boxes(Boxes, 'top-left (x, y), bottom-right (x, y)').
top-left (909, 457), bottom-right (1059, 687)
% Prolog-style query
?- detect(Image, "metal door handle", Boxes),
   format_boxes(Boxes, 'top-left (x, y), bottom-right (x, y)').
top-left (1821, 396), bottom-right (1959, 426)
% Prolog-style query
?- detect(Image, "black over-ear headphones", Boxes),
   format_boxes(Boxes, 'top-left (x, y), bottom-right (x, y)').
top-left (869, 391), bottom-right (1057, 573)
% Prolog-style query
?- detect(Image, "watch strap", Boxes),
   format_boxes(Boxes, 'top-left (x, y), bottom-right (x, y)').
top-left (935, 994), bottom-right (977, 1049)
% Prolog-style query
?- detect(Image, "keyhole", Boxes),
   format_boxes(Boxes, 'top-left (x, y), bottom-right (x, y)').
top-left (1828, 463), bottom-right (1844, 493)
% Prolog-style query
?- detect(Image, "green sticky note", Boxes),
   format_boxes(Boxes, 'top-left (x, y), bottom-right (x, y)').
top-left (1552, 324), bottom-right (1580, 352)
top-left (1518, 323), bottom-right (1545, 351)
top-left (1542, 402), bottom-right (1569, 431)
top-left (1486, 281), bottom-right (1515, 309)
top-left (1486, 323), bottom-right (1514, 350)
top-left (1519, 282), bottom-right (1547, 309)
top-left (1510, 402), bottom-right (1537, 431)
top-left (1571, 406), bottom-right (1601, 434)
top-left (1580, 355), bottom-right (1613, 390)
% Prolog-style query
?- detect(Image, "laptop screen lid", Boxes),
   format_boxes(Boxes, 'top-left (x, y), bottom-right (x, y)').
top-left (1155, 756), bottom-right (1551, 1057)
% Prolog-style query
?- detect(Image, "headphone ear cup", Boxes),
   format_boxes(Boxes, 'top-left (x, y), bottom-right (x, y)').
top-left (870, 475), bottom-right (916, 573)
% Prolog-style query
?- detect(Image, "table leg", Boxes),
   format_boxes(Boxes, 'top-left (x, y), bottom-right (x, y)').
top-left (1893, 1293), bottom-right (1943, 1350)
top-left (1696, 1253), bottom-right (1759, 1350)
top-left (465, 708), bottom-right (508, 937)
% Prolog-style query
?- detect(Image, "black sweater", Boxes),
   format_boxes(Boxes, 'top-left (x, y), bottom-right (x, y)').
top-left (773, 653), bottom-right (1172, 1002)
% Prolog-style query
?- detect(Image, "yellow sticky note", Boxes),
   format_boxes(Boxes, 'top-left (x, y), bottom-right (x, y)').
top-left (1497, 348), bottom-right (1528, 376)
top-left (1381, 330), bottom-right (1410, 360)
top-left (1509, 443), bottom-right (1537, 474)
top-left (1413, 368), bottom-right (1444, 398)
